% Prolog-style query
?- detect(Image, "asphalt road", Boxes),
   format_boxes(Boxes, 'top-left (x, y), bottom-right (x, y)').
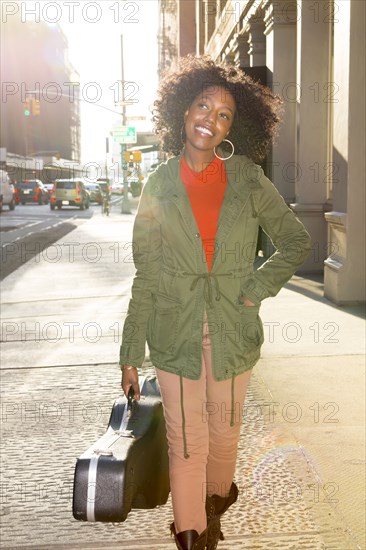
top-left (0, 200), bottom-right (119, 280)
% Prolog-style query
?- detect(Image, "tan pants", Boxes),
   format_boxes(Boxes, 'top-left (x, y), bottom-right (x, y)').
top-left (155, 319), bottom-right (252, 534)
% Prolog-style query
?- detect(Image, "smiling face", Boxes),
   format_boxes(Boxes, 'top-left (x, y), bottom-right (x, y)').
top-left (183, 85), bottom-right (236, 160)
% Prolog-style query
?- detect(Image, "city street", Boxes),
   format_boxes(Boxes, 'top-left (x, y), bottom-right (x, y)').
top-left (2, 1), bottom-right (365, 547)
top-left (1, 206), bottom-right (364, 550)
top-left (0, 199), bottom-right (120, 280)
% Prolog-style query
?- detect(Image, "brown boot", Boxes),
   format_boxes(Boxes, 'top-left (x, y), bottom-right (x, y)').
top-left (170, 522), bottom-right (208, 550)
top-left (205, 482), bottom-right (239, 550)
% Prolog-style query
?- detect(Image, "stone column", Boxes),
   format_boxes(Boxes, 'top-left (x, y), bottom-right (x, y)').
top-left (203, 0), bottom-right (217, 48)
top-left (233, 33), bottom-right (250, 68)
top-left (248, 20), bottom-right (266, 66)
top-left (324, 0), bottom-right (366, 303)
top-left (263, 0), bottom-right (297, 200)
top-left (196, 0), bottom-right (205, 54)
top-left (292, 0), bottom-right (331, 273)
top-left (223, 37), bottom-right (236, 64)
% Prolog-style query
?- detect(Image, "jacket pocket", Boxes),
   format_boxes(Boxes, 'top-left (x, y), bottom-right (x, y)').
top-left (147, 293), bottom-right (182, 354)
top-left (235, 304), bottom-right (264, 349)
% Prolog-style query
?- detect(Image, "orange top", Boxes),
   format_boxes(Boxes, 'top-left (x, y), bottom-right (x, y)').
top-left (180, 156), bottom-right (227, 271)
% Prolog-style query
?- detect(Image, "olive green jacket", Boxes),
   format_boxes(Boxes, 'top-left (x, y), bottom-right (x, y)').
top-left (119, 154), bottom-right (311, 381)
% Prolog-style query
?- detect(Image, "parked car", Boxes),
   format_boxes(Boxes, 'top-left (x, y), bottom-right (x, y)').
top-left (50, 179), bottom-right (90, 210)
top-left (111, 182), bottom-right (123, 195)
top-left (15, 179), bottom-right (48, 205)
top-left (111, 179), bottom-right (143, 197)
top-left (84, 182), bottom-right (102, 203)
top-left (43, 183), bottom-right (55, 198)
top-left (96, 178), bottom-right (112, 195)
top-left (84, 187), bottom-right (91, 205)
top-left (0, 169), bottom-right (16, 212)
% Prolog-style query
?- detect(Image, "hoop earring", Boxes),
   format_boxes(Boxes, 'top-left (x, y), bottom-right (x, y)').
top-left (180, 125), bottom-right (186, 145)
top-left (214, 139), bottom-right (234, 161)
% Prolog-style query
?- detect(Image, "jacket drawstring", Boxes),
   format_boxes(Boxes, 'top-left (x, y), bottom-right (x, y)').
top-left (230, 375), bottom-right (236, 427)
top-left (250, 193), bottom-right (258, 218)
top-left (180, 275), bottom-right (237, 456)
top-left (180, 373), bottom-right (235, 457)
top-left (187, 272), bottom-right (228, 308)
top-left (180, 375), bottom-right (190, 459)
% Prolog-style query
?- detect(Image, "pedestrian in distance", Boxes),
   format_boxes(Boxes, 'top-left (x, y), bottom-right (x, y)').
top-left (102, 190), bottom-right (110, 216)
top-left (119, 55), bottom-right (311, 550)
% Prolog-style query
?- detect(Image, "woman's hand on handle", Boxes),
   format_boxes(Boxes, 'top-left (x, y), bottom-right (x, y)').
top-left (120, 366), bottom-right (140, 400)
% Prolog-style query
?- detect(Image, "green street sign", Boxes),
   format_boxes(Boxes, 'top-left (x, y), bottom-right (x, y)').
top-left (112, 126), bottom-right (137, 144)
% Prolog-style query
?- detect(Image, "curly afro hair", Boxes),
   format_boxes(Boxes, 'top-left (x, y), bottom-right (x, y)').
top-left (153, 55), bottom-right (283, 164)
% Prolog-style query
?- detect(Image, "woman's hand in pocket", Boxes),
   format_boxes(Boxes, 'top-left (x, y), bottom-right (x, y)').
top-left (240, 297), bottom-right (256, 307)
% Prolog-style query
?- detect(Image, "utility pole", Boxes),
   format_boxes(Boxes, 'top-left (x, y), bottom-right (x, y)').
top-left (120, 34), bottom-right (132, 214)
top-left (105, 136), bottom-right (109, 182)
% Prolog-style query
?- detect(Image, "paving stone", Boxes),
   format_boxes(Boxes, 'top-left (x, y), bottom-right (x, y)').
top-left (0, 363), bottom-right (353, 550)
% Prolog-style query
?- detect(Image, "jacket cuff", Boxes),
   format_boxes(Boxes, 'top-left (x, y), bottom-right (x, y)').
top-left (240, 277), bottom-right (269, 305)
top-left (119, 347), bottom-right (144, 369)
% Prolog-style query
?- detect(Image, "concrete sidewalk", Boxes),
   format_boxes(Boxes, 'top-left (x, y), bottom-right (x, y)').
top-left (0, 208), bottom-right (365, 549)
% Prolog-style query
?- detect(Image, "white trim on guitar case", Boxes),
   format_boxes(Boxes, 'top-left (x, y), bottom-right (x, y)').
top-left (86, 456), bottom-right (99, 521)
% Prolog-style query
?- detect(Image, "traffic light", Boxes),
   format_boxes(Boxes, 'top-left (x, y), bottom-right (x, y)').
top-left (32, 99), bottom-right (41, 116)
top-left (24, 98), bottom-right (41, 116)
top-left (24, 99), bottom-right (31, 116)
top-left (125, 150), bottom-right (142, 163)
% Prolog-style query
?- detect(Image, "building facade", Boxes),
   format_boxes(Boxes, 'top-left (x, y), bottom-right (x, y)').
top-left (158, 0), bottom-right (365, 304)
top-left (1, 17), bottom-right (81, 164)
top-left (158, 0), bottom-right (197, 76)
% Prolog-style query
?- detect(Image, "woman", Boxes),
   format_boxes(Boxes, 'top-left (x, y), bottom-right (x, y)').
top-left (119, 56), bottom-right (311, 550)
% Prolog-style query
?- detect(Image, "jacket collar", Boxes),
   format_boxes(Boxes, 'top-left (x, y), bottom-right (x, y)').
top-left (149, 153), bottom-right (262, 200)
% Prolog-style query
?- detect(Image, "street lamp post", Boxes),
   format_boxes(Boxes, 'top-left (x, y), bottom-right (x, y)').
top-left (120, 34), bottom-right (131, 214)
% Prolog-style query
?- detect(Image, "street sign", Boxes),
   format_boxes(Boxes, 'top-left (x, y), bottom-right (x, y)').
top-left (114, 136), bottom-right (137, 144)
top-left (125, 150), bottom-right (142, 163)
top-left (112, 126), bottom-right (136, 143)
top-left (113, 126), bottom-right (135, 134)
